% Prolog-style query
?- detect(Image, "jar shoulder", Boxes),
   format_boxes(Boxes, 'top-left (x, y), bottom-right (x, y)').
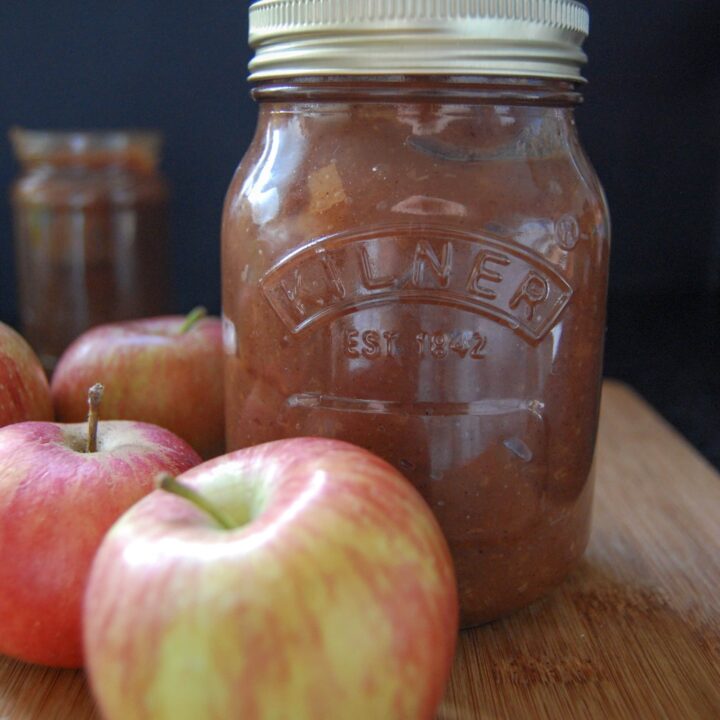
top-left (222, 106), bottom-right (609, 277)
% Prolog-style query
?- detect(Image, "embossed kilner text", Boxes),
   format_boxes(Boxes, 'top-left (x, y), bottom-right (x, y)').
top-left (261, 226), bottom-right (572, 342)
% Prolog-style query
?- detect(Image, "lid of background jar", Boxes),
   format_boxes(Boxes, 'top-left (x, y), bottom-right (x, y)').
top-left (247, 0), bottom-right (589, 82)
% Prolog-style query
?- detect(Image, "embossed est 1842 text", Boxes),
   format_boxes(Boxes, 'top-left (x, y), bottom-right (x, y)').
top-left (343, 329), bottom-right (487, 360)
top-left (260, 225), bottom-right (573, 343)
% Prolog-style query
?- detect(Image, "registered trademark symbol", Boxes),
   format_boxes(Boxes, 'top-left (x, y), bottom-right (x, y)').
top-left (555, 214), bottom-right (580, 251)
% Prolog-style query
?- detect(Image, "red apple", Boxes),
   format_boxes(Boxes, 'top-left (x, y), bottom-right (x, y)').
top-left (0, 385), bottom-right (201, 668)
top-left (51, 307), bottom-right (224, 459)
top-left (0, 321), bottom-right (52, 427)
top-left (84, 438), bottom-right (458, 720)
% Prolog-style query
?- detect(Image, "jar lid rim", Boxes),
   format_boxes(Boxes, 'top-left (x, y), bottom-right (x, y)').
top-left (248, 0), bottom-right (589, 83)
top-left (9, 128), bottom-right (163, 161)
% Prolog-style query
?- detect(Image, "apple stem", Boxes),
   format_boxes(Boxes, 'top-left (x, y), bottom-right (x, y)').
top-left (157, 473), bottom-right (235, 530)
top-left (178, 306), bottom-right (207, 334)
top-left (86, 383), bottom-right (104, 453)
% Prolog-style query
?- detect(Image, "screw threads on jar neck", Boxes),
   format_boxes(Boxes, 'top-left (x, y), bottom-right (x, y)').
top-left (252, 75), bottom-right (582, 107)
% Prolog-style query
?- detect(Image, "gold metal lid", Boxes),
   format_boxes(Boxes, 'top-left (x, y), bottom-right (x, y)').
top-left (248, 0), bottom-right (589, 82)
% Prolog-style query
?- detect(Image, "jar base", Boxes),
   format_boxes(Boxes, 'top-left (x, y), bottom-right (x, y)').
top-left (457, 513), bottom-right (593, 629)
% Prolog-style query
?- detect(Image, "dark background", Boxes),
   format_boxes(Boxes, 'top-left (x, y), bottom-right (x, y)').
top-left (1, 1), bottom-right (719, 464)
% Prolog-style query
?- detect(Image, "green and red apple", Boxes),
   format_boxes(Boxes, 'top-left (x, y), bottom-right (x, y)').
top-left (84, 438), bottom-right (458, 720)
top-left (0, 385), bottom-right (201, 668)
top-left (51, 308), bottom-right (224, 459)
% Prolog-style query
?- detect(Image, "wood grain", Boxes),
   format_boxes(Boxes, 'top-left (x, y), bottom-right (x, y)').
top-left (1, 381), bottom-right (719, 720)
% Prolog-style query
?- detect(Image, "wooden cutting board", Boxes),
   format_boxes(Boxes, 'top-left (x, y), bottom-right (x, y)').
top-left (1, 381), bottom-right (719, 720)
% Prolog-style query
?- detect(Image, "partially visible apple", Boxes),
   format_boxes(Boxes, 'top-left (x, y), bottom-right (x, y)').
top-left (51, 307), bottom-right (224, 459)
top-left (84, 438), bottom-right (458, 720)
top-left (0, 385), bottom-right (201, 668)
top-left (0, 321), bottom-right (52, 427)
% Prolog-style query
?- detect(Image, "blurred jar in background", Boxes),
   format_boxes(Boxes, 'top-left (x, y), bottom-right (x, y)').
top-left (9, 129), bottom-right (172, 372)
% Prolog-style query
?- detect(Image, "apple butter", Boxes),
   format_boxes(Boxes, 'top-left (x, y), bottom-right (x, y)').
top-left (10, 130), bottom-right (171, 372)
top-left (223, 1), bottom-right (609, 626)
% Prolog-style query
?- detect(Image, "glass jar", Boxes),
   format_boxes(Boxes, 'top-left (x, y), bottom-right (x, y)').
top-left (223, 0), bottom-right (610, 627)
top-left (10, 129), bottom-right (172, 372)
